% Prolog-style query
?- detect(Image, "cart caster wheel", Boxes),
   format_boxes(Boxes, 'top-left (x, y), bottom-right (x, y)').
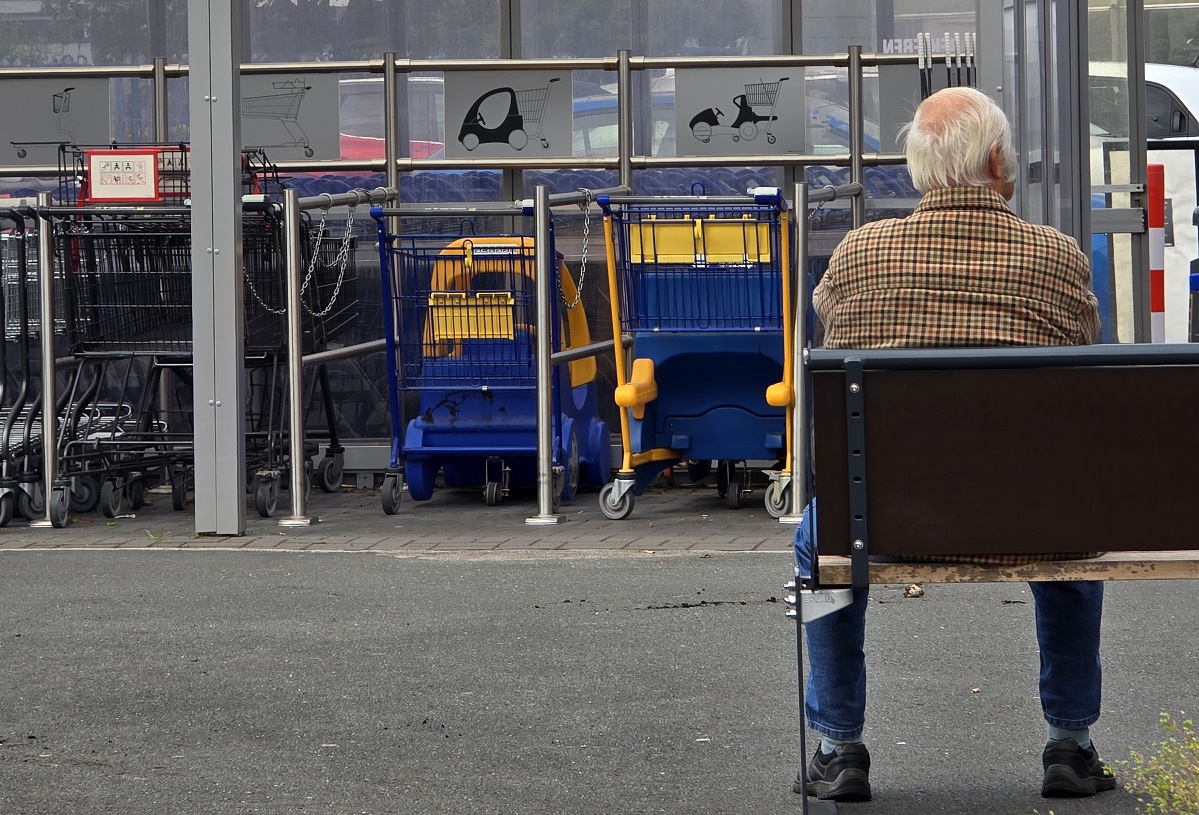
top-left (304, 147), bottom-right (314, 157)
top-left (316, 455), bottom-right (343, 493)
top-left (0, 492), bottom-right (13, 528)
top-left (716, 461), bottom-right (734, 499)
top-left (484, 481), bottom-right (501, 507)
top-left (560, 426), bottom-right (580, 501)
top-left (405, 460), bottom-right (437, 501)
top-left (598, 482), bottom-right (634, 520)
top-left (255, 478), bottom-right (279, 518)
top-left (767, 133), bottom-right (777, 145)
top-left (380, 474), bottom-right (401, 515)
top-left (171, 478), bottom-right (188, 511)
top-left (49, 489), bottom-right (70, 528)
top-left (19, 487), bottom-right (44, 520)
top-left (128, 478), bottom-right (146, 511)
top-left (726, 479), bottom-right (743, 510)
top-left (70, 474), bottom-right (101, 514)
top-left (16, 148), bottom-right (27, 159)
top-left (764, 480), bottom-right (790, 518)
top-left (100, 480), bottom-right (124, 519)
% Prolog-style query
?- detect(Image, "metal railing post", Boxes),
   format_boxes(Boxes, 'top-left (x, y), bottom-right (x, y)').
top-left (527, 183), bottom-right (560, 525)
top-left (31, 192), bottom-right (62, 528)
top-left (781, 181), bottom-right (809, 525)
top-left (279, 187), bottom-right (317, 526)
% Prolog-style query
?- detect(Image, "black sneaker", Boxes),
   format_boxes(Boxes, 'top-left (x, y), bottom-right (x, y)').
top-left (793, 742), bottom-right (872, 801)
top-left (1041, 738), bottom-right (1117, 797)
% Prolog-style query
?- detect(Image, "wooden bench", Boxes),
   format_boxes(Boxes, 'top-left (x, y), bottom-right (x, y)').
top-left (804, 343), bottom-right (1199, 588)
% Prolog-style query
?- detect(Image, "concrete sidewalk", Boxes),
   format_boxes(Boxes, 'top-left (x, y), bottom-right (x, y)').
top-left (0, 480), bottom-right (792, 553)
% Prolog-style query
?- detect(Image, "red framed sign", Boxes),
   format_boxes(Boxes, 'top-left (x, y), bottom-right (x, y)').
top-left (84, 148), bottom-right (161, 203)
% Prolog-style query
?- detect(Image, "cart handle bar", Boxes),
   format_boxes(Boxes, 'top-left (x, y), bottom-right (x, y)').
top-left (596, 186), bottom-right (786, 214)
top-left (298, 186), bottom-right (397, 213)
top-left (808, 182), bottom-right (864, 204)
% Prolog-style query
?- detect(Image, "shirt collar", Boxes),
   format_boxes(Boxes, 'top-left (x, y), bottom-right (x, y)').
top-left (913, 186), bottom-right (1013, 214)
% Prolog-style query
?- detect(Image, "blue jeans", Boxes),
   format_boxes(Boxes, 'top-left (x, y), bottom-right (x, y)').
top-left (794, 501), bottom-right (1104, 740)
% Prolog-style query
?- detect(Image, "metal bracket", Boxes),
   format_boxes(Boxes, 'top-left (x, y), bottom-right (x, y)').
top-left (844, 357), bottom-right (869, 591)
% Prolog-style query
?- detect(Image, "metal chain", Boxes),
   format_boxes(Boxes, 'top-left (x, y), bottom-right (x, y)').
top-left (563, 187), bottom-right (592, 309)
top-left (242, 197), bottom-right (358, 318)
top-left (304, 203), bottom-right (357, 318)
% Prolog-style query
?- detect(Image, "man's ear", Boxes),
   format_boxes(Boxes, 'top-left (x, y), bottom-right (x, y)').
top-left (987, 144), bottom-right (1005, 181)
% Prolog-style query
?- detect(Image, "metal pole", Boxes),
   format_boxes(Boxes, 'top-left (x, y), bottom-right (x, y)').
top-left (617, 49), bottom-right (633, 190)
top-left (30, 192), bottom-right (61, 528)
top-left (781, 181), bottom-right (809, 525)
top-left (153, 56), bottom-right (168, 141)
top-left (527, 183), bottom-right (559, 525)
top-left (848, 45), bottom-right (866, 228)
top-left (279, 187), bottom-right (316, 526)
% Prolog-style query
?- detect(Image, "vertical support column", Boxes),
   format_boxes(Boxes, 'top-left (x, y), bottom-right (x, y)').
top-left (189, 0), bottom-right (247, 535)
top-left (618, 50), bottom-right (633, 191)
top-left (847, 45), bottom-right (865, 229)
top-left (527, 184), bottom-right (560, 525)
top-left (153, 57), bottom-right (168, 140)
top-left (382, 51), bottom-right (400, 239)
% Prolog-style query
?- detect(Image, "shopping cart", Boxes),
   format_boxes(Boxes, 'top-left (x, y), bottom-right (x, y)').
top-left (372, 214), bottom-right (608, 513)
top-left (242, 79), bottom-right (314, 158)
top-left (458, 77), bottom-right (560, 151)
top-left (596, 188), bottom-right (794, 519)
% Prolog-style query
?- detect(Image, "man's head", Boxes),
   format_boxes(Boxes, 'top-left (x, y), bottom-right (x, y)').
top-left (902, 87), bottom-right (1017, 199)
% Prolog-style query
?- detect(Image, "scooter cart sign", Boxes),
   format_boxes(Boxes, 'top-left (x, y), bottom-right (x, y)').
top-left (674, 68), bottom-right (804, 157)
top-left (444, 71), bottom-right (572, 159)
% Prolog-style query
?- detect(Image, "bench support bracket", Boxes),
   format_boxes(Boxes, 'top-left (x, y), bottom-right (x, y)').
top-left (845, 357), bottom-right (870, 590)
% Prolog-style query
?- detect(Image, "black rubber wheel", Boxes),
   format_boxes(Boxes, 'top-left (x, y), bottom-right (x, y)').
top-left (128, 478), bottom-right (146, 511)
top-left (598, 482), bottom-right (634, 520)
top-left (0, 492), bottom-right (13, 528)
top-left (560, 428), bottom-right (580, 501)
top-left (18, 487), bottom-right (44, 520)
top-left (484, 481), bottom-right (501, 506)
top-left (100, 480), bottom-right (124, 519)
top-left (316, 456), bottom-right (343, 493)
top-left (171, 477), bottom-right (187, 511)
top-left (726, 479), bottom-right (743, 510)
top-left (49, 488), bottom-right (70, 528)
top-left (764, 480), bottom-right (791, 519)
top-left (380, 474), bottom-right (402, 515)
top-left (255, 478), bottom-right (278, 518)
top-left (70, 474), bottom-right (101, 514)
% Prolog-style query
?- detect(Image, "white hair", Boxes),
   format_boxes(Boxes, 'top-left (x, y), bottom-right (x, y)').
top-left (900, 87), bottom-right (1017, 192)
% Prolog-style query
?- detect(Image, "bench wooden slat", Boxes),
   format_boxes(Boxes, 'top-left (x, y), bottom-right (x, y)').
top-left (817, 551), bottom-right (1199, 584)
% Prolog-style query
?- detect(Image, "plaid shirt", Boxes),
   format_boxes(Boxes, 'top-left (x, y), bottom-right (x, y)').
top-left (813, 186), bottom-right (1102, 565)
top-left (814, 186), bottom-right (1100, 349)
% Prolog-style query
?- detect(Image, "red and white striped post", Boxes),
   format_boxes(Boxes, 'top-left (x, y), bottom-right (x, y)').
top-left (1148, 163), bottom-right (1166, 342)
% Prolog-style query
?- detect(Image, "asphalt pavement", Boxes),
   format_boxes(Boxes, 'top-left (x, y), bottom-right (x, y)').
top-left (0, 483), bottom-right (1195, 814)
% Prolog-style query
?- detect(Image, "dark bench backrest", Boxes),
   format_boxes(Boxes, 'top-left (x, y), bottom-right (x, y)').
top-left (809, 346), bottom-right (1199, 558)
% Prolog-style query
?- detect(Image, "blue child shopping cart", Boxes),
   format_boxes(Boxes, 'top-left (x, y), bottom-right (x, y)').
top-left (596, 187), bottom-right (794, 518)
top-left (372, 216), bottom-right (608, 513)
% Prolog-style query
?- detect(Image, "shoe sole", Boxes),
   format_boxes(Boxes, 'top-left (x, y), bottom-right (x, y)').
top-left (795, 769), bottom-right (872, 801)
top-left (1042, 765), bottom-right (1118, 797)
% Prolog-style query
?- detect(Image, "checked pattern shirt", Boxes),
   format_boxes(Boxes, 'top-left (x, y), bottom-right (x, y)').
top-left (813, 185), bottom-right (1102, 565)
